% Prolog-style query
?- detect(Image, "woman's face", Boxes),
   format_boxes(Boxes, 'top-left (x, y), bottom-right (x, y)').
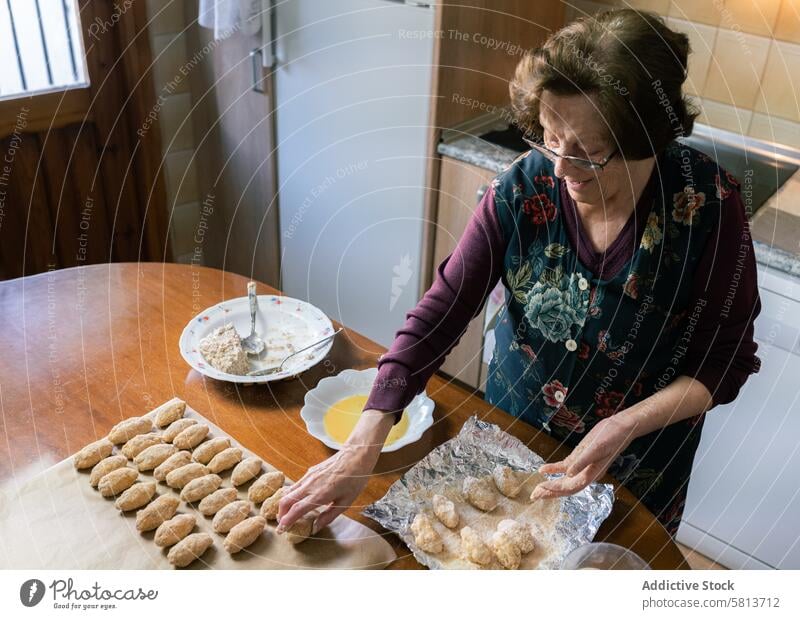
top-left (538, 91), bottom-right (630, 205)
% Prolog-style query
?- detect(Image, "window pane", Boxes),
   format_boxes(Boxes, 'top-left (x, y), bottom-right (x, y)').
top-left (0, 0), bottom-right (88, 100)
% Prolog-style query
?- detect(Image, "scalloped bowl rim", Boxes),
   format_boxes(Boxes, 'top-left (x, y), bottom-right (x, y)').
top-left (300, 368), bottom-right (434, 453)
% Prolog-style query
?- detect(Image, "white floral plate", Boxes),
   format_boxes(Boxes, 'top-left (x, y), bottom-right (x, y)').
top-left (179, 295), bottom-right (335, 383)
top-left (300, 368), bottom-right (435, 453)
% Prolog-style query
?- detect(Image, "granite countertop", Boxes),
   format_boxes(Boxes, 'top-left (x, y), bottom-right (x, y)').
top-left (438, 134), bottom-right (800, 281)
top-left (438, 137), bottom-right (520, 175)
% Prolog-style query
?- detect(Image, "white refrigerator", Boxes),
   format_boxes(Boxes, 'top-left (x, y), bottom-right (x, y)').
top-left (273, 0), bottom-right (435, 347)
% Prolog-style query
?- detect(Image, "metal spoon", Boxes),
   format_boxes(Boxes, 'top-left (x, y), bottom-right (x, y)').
top-left (241, 281), bottom-right (265, 356)
top-left (247, 327), bottom-right (343, 377)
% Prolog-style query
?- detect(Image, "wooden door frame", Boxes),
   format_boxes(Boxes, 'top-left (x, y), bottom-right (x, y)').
top-left (81, 0), bottom-right (171, 262)
top-left (182, 5), bottom-right (281, 287)
top-left (114, 0), bottom-right (172, 262)
top-left (0, 0), bottom-right (172, 264)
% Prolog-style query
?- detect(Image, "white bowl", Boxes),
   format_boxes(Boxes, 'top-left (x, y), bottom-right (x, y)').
top-left (300, 368), bottom-right (434, 453)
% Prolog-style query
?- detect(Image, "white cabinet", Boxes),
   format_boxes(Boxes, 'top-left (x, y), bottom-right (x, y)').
top-left (678, 267), bottom-right (800, 569)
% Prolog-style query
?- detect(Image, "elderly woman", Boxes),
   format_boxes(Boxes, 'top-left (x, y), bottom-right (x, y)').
top-left (278, 9), bottom-right (761, 537)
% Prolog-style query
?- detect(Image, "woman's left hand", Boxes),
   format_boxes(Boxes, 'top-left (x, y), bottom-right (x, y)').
top-left (531, 413), bottom-right (639, 500)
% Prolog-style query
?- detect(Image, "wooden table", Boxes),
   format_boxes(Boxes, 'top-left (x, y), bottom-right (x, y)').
top-left (0, 263), bottom-right (688, 569)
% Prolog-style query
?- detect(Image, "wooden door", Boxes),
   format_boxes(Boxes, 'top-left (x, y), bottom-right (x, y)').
top-left (183, 6), bottom-right (280, 287)
top-left (0, 1), bottom-right (170, 280)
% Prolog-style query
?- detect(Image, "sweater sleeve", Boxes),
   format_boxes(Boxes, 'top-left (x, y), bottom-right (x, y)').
top-left (363, 186), bottom-right (506, 418)
top-left (682, 186), bottom-right (762, 406)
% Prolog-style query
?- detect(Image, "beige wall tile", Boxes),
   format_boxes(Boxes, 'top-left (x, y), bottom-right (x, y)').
top-left (170, 201), bottom-right (201, 258)
top-left (775, 0), bottom-right (800, 43)
top-left (150, 32), bottom-right (189, 95)
top-left (667, 18), bottom-right (717, 95)
top-left (696, 98), bottom-right (753, 132)
top-left (146, 0), bottom-right (186, 38)
top-left (627, 0), bottom-right (672, 15)
top-left (565, 1), bottom-right (670, 23)
top-left (749, 112), bottom-right (800, 148)
top-left (721, 0), bottom-right (781, 37)
top-left (159, 92), bottom-right (194, 153)
top-left (703, 28), bottom-right (771, 107)
top-left (667, 0), bottom-right (723, 26)
top-left (164, 150), bottom-right (199, 206)
top-left (753, 41), bottom-right (800, 121)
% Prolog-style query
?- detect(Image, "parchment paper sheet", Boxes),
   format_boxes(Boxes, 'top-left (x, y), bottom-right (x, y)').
top-left (0, 405), bottom-right (396, 570)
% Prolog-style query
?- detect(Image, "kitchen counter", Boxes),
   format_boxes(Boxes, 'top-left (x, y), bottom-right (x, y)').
top-left (439, 135), bottom-right (800, 280)
top-left (750, 169), bottom-right (800, 278)
top-left (438, 136), bottom-right (520, 175)
top-left (0, 263), bottom-right (687, 569)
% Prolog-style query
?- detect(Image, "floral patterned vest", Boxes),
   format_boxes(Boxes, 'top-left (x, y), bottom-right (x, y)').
top-left (485, 141), bottom-right (738, 534)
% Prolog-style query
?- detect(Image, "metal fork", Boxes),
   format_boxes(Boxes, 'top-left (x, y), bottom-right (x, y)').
top-left (247, 327), bottom-right (343, 377)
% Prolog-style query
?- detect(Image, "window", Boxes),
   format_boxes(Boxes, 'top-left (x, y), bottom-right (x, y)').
top-left (0, 0), bottom-right (88, 100)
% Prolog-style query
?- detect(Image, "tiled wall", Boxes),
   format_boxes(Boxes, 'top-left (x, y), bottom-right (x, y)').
top-left (145, 0), bottom-right (202, 264)
top-left (564, 0), bottom-right (800, 149)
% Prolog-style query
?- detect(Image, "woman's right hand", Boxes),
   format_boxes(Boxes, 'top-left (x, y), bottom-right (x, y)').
top-left (276, 408), bottom-right (395, 533)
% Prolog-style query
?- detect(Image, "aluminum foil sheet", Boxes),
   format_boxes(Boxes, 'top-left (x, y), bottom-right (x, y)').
top-left (363, 416), bottom-right (615, 569)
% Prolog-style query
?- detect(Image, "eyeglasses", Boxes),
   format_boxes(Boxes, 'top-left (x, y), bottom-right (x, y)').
top-left (522, 136), bottom-right (618, 171)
